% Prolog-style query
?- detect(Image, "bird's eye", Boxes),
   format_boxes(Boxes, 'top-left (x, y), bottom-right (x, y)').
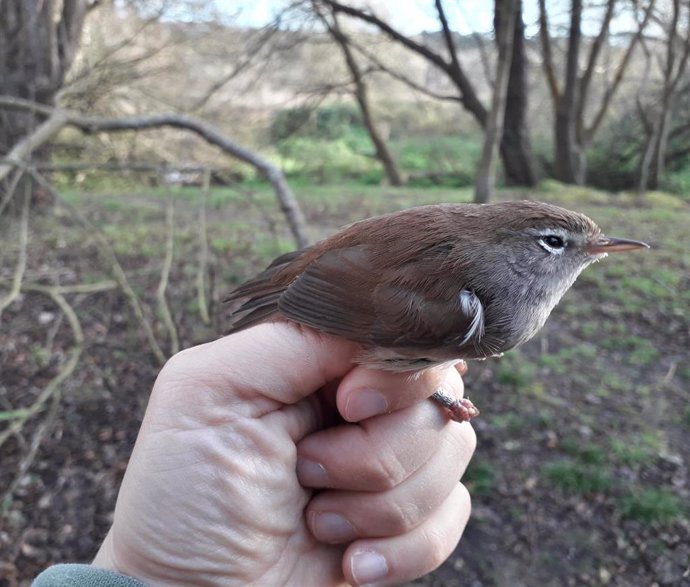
top-left (538, 234), bottom-right (566, 254)
top-left (543, 235), bottom-right (564, 248)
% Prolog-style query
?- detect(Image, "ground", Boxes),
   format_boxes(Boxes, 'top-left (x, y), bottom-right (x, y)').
top-left (0, 182), bottom-right (688, 586)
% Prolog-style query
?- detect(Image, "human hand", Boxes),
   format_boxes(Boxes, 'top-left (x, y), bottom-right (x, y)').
top-left (92, 323), bottom-right (476, 586)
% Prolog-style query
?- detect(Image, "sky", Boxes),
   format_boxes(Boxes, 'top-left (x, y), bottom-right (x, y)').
top-left (213, 1), bottom-right (637, 38)
top-left (220, 0), bottom-right (503, 34)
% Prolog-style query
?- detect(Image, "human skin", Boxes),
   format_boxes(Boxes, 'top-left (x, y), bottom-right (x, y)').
top-left (92, 323), bottom-right (476, 586)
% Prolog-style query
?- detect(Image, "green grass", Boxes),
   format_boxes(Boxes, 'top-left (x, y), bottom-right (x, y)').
top-left (617, 489), bottom-right (685, 524)
top-left (494, 350), bottom-right (538, 389)
top-left (609, 433), bottom-right (662, 466)
top-left (464, 461), bottom-right (497, 497)
top-left (543, 459), bottom-right (615, 495)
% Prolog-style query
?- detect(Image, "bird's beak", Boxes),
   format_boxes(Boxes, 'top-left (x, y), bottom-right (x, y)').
top-left (586, 236), bottom-right (650, 255)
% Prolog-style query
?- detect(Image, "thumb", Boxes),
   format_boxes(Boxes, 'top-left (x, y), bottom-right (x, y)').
top-left (158, 322), bottom-right (360, 414)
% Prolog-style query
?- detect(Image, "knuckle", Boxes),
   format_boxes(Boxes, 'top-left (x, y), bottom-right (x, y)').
top-left (446, 422), bottom-right (477, 462)
top-left (420, 526), bottom-right (452, 570)
top-left (381, 498), bottom-right (424, 534)
top-left (363, 444), bottom-right (407, 490)
top-left (459, 423), bottom-right (477, 455)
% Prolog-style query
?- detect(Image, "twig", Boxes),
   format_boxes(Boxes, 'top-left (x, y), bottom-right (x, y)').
top-left (0, 168), bottom-right (25, 218)
top-left (157, 196), bottom-right (179, 355)
top-left (27, 168), bottom-right (167, 365)
top-left (0, 391), bottom-right (61, 511)
top-left (0, 181), bottom-right (31, 318)
top-left (0, 287), bottom-right (83, 448)
top-left (196, 169), bottom-right (211, 326)
top-left (46, 280), bottom-right (118, 294)
top-left (351, 41), bottom-right (461, 103)
top-left (0, 109), bottom-right (69, 181)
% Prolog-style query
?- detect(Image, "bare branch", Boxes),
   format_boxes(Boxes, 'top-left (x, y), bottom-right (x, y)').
top-left (578, 0), bottom-right (617, 118)
top-left (350, 42), bottom-right (461, 102)
top-left (321, 0), bottom-right (451, 73)
top-left (0, 391), bottom-right (60, 508)
top-left (471, 31), bottom-right (495, 91)
top-left (157, 196), bottom-right (179, 355)
top-left (197, 169), bottom-right (211, 326)
top-left (0, 168), bottom-right (25, 218)
top-left (318, 5), bottom-right (403, 185)
top-left (27, 168), bottom-right (168, 365)
top-left (584, 0), bottom-right (657, 142)
top-left (667, 0), bottom-right (690, 94)
top-left (0, 96), bottom-right (310, 248)
top-left (189, 25), bottom-right (280, 111)
top-left (319, 0), bottom-right (486, 123)
top-left (435, 0), bottom-right (463, 82)
top-left (538, 0), bottom-right (560, 101)
top-left (0, 182), bottom-right (30, 318)
top-left (0, 286), bottom-right (84, 449)
top-left (0, 108), bottom-right (69, 182)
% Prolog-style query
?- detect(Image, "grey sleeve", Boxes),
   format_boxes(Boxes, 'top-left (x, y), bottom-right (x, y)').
top-left (33, 564), bottom-right (149, 587)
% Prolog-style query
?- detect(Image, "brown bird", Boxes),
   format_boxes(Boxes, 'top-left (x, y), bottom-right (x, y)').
top-left (225, 200), bottom-right (649, 421)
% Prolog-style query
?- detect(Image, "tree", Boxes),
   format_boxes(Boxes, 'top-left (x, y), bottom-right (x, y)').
top-left (315, 5), bottom-right (404, 186)
top-left (0, 0), bottom-right (92, 161)
top-left (319, 0), bottom-right (537, 192)
top-left (637, 0), bottom-right (690, 195)
top-left (538, 0), bottom-right (656, 185)
top-left (475, 0), bottom-right (518, 202)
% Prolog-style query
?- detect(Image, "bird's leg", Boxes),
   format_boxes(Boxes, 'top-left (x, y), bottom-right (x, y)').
top-left (431, 390), bottom-right (480, 423)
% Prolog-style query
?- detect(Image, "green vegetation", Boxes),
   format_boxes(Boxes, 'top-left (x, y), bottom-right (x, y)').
top-left (617, 489), bottom-right (685, 524)
top-left (464, 461), bottom-right (497, 497)
top-left (544, 459), bottom-right (615, 494)
top-left (268, 104), bottom-right (482, 186)
top-left (494, 350), bottom-right (538, 389)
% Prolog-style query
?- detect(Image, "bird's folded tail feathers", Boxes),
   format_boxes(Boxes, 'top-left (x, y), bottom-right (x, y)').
top-left (224, 248), bottom-right (305, 334)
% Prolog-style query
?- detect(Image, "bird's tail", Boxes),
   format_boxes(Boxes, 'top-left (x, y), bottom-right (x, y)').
top-left (223, 249), bottom-right (305, 333)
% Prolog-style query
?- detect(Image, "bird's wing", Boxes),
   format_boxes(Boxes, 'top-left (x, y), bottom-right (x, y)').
top-left (225, 249), bottom-right (305, 332)
top-left (278, 244), bottom-right (484, 349)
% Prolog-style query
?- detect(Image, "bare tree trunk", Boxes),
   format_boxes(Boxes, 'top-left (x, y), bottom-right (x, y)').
top-left (323, 10), bottom-right (404, 186)
top-left (649, 105), bottom-right (673, 189)
top-left (475, 0), bottom-right (517, 202)
top-left (0, 0), bottom-right (89, 154)
top-left (638, 0), bottom-right (690, 195)
top-left (539, 0), bottom-right (655, 185)
top-left (500, 0), bottom-right (537, 187)
top-left (554, 104), bottom-right (586, 185)
top-left (0, 0), bottom-right (90, 210)
top-left (555, 0), bottom-right (585, 184)
top-left (637, 112), bottom-right (659, 200)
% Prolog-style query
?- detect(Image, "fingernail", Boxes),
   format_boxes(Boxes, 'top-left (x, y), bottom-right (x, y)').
top-left (296, 458), bottom-right (330, 486)
top-left (351, 550), bottom-right (389, 586)
top-left (310, 511), bottom-right (357, 543)
top-left (345, 389), bottom-right (389, 421)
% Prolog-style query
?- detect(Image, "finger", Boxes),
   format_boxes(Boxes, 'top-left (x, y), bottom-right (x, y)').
top-left (298, 399), bottom-right (460, 492)
top-left (336, 364), bottom-right (464, 422)
top-left (342, 483), bottom-right (471, 587)
top-left (306, 423), bottom-right (475, 543)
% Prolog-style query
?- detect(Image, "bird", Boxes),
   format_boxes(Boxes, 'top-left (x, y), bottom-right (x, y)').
top-left (225, 200), bottom-right (649, 421)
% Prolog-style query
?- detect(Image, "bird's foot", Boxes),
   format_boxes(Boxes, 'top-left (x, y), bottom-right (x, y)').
top-left (431, 389), bottom-right (480, 422)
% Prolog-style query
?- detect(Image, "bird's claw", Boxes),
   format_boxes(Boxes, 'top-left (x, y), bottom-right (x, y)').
top-left (431, 389), bottom-right (480, 422)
